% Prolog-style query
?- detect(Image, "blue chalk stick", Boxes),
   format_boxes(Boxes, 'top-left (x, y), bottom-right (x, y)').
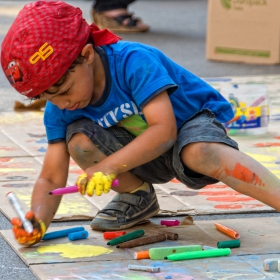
top-left (42, 227), bottom-right (85, 240)
top-left (68, 230), bottom-right (89, 241)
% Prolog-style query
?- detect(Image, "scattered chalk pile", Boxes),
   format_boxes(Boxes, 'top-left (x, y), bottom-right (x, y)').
top-left (103, 219), bottom-right (241, 274)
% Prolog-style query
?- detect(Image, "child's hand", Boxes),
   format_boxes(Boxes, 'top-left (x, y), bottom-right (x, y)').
top-left (76, 172), bottom-right (116, 196)
top-left (11, 211), bottom-right (46, 247)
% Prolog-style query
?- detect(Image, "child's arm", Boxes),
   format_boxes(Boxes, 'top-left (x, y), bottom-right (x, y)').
top-left (78, 90), bottom-right (177, 195)
top-left (11, 142), bottom-right (70, 246)
top-left (110, 91), bottom-right (177, 169)
top-left (32, 142), bottom-right (70, 227)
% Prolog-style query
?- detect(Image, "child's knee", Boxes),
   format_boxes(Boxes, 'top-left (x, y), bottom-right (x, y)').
top-left (67, 132), bottom-right (97, 159)
top-left (181, 142), bottom-right (218, 166)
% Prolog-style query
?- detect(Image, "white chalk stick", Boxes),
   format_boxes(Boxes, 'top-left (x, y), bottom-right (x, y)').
top-left (263, 258), bottom-right (280, 271)
top-left (277, 259), bottom-right (280, 272)
top-left (128, 265), bottom-right (160, 273)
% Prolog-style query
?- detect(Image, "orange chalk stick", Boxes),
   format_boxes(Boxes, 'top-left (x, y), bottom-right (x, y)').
top-left (134, 251), bottom-right (150, 260)
top-left (103, 231), bottom-right (126, 239)
top-left (214, 223), bottom-right (240, 239)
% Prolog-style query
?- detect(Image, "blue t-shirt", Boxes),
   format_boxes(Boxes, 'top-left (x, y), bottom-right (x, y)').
top-left (44, 41), bottom-right (233, 142)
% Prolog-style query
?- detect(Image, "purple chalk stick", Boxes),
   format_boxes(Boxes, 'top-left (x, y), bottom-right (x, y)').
top-left (160, 219), bottom-right (180, 227)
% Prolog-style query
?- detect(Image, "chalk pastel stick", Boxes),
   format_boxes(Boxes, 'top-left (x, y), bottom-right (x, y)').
top-left (164, 248), bottom-right (231, 261)
top-left (103, 231), bottom-right (126, 239)
top-left (6, 192), bottom-right (33, 234)
top-left (68, 230), bottom-right (88, 241)
top-left (214, 223), bottom-right (240, 239)
top-left (227, 115), bottom-right (241, 125)
top-left (217, 239), bottom-right (240, 249)
top-left (263, 258), bottom-right (280, 271)
top-left (116, 233), bottom-right (167, 248)
top-left (134, 251), bottom-right (150, 260)
top-left (128, 265), bottom-right (160, 273)
top-left (250, 95), bottom-right (266, 107)
top-left (158, 230), bottom-right (179, 240)
top-left (42, 227), bottom-right (85, 240)
top-left (107, 229), bottom-right (145, 246)
top-left (160, 219), bottom-right (180, 227)
top-left (149, 245), bottom-right (202, 260)
top-left (49, 179), bottom-right (119, 195)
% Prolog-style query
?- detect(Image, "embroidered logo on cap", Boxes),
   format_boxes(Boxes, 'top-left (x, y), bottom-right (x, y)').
top-left (4, 59), bottom-right (23, 85)
top-left (29, 42), bottom-right (54, 65)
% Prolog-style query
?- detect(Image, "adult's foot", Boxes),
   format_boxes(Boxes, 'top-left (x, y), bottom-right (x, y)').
top-left (92, 8), bottom-right (149, 33)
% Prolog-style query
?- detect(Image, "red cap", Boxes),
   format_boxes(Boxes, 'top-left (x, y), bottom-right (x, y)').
top-left (1, 1), bottom-right (121, 98)
top-left (103, 231), bottom-right (126, 239)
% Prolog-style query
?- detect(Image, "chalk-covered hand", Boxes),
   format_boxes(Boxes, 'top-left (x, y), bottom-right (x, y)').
top-left (11, 211), bottom-right (46, 247)
top-left (77, 172), bottom-right (116, 196)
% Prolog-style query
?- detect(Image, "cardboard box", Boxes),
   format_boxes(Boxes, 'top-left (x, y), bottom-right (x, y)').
top-left (206, 0), bottom-right (280, 64)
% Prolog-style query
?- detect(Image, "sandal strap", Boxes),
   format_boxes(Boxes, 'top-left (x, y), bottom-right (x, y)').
top-left (114, 14), bottom-right (139, 27)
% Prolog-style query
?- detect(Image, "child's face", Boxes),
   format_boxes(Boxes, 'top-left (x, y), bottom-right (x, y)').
top-left (41, 45), bottom-right (95, 111)
top-left (41, 62), bottom-right (94, 110)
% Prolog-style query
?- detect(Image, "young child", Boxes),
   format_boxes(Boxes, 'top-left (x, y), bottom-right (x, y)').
top-left (1, 1), bottom-right (280, 247)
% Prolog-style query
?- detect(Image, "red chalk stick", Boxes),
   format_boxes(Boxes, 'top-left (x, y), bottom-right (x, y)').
top-left (103, 231), bottom-right (127, 239)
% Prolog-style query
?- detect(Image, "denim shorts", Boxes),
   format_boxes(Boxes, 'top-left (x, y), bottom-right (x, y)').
top-left (66, 109), bottom-right (239, 190)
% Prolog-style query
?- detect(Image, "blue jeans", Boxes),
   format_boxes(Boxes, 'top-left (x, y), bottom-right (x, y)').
top-left (66, 109), bottom-right (238, 190)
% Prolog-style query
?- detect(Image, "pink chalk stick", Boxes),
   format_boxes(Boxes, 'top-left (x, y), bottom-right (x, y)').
top-left (160, 219), bottom-right (180, 227)
top-left (250, 95), bottom-right (266, 107)
top-left (49, 179), bottom-right (119, 195)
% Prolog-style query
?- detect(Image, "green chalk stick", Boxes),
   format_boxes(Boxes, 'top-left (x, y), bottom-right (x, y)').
top-left (107, 229), bottom-right (145, 246)
top-left (149, 245), bottom-right (202, 260)
top-left (165, 248), bottom-right (231, 261)
top-left (217, 239), bottom-right (240, 249)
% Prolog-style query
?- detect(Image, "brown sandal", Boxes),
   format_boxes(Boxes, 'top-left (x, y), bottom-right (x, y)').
top-left (91, 9), bottom-right (149, 33)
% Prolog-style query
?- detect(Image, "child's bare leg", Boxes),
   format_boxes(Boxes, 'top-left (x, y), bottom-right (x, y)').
top-left (181, 142), bottom-right (280, 211)
top-left (68, 132), bottom-right (143, 193)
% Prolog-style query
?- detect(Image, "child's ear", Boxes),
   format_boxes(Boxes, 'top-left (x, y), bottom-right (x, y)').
top-left (81, 44), bottom-right (94, 64)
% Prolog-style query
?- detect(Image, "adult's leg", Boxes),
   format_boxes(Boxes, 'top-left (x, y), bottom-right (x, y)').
top-left (91, 0), bottom-right (149, 33)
